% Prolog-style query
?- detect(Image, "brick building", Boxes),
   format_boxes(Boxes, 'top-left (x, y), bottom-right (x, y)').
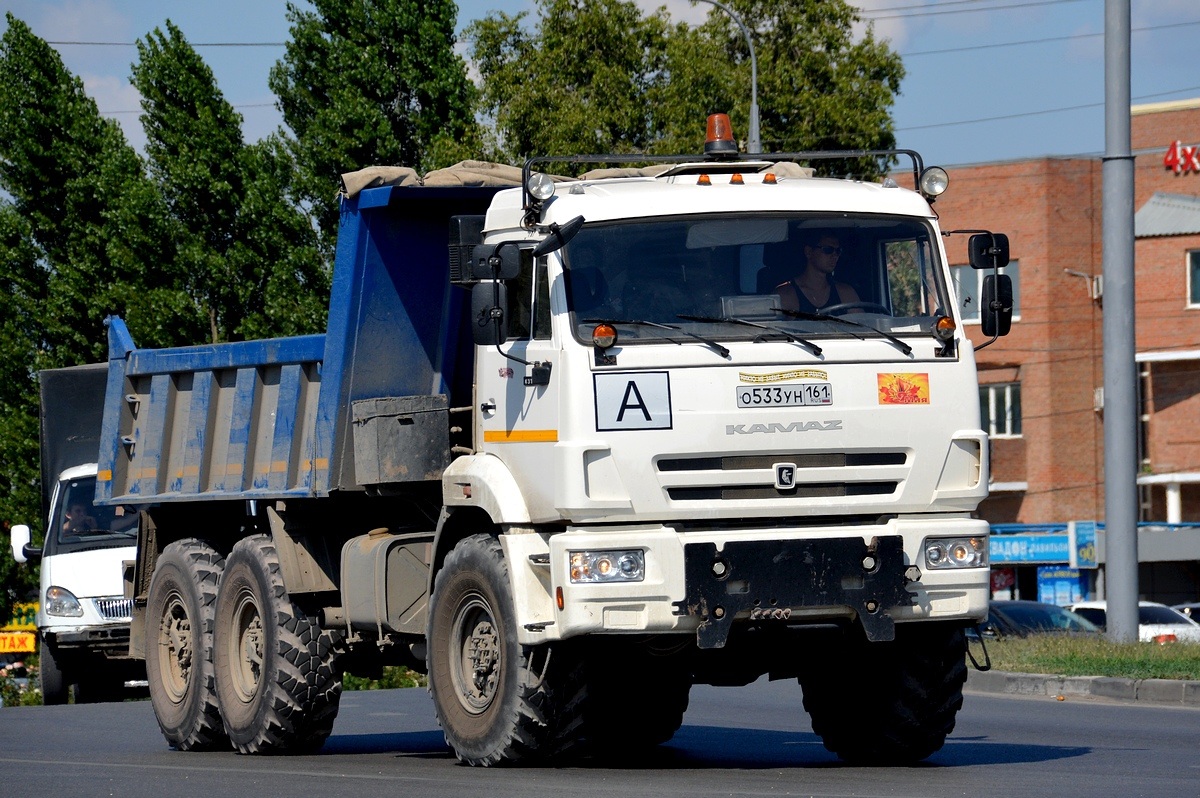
top-left (930, 99), bottom-right (1200, 602)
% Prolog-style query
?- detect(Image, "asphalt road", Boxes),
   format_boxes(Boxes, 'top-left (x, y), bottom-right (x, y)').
top-left (1, 678), bottom-right (1197, 798)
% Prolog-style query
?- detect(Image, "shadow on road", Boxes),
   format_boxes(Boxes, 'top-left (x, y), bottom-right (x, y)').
top-left (319, 725), bottom-right (1091, 770)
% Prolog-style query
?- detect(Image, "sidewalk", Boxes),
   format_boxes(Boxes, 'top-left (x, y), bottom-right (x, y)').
top-left (967, 667), bottom-right (1200, 707)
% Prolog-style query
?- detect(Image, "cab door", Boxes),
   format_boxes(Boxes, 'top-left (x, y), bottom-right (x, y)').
top-left (476, 252), bottom-right (561, 520)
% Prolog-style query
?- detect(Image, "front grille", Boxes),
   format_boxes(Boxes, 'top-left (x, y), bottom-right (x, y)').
top-left (656, 450), bottom-right (908, 503)
top-left (658, 452), bottom-right (906, 472)
top-left (667, 481), bottom-right (898, 501)
top-left (93, 597), bottom-right (133, 621)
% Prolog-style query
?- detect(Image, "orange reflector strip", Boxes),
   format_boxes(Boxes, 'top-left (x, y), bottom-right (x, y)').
top-left (483, 429), bottom-right (558, 443)
top-left (556, 586), bottom-right (564, 610)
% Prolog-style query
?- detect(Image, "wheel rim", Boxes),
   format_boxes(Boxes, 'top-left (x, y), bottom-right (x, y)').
top-left (448, 592), bottom-right (501, 715)
top-left (157, 589), bottom-right (192, 703)
top-left (227, 587), bottom-right (264, 703)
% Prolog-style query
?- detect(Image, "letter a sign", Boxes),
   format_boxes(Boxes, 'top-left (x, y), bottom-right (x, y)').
top-left (594, 372), bottom-right (672, 431)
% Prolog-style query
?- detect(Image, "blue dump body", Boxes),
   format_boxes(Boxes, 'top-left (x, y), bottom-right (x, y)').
top-left (95, 184), bottom-right (503, 506)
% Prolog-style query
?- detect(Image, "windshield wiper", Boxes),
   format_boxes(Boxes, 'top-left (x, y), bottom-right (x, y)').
top-left (676, 314), bottom-right (823, 357)
top-left (583, 318), bottom-right (730, 358)
top-left (774, 309), bottom-right (913, 356)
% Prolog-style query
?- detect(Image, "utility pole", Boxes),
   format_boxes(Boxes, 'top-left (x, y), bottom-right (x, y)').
top-left (693, 0), bottom-right (760, 153)
top-left (1102, 0), bottom-right (1139, 643)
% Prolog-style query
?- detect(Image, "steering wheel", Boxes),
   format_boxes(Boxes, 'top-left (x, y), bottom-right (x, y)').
top-left (819, 301), bottom-right (890, 317)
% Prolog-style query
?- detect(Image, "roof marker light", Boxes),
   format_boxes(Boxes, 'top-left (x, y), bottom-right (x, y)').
top-left (763, 173), bottom-right (777, 184)
top-left (704, 113), bottom-right (738, 158)
top-left (697, 174), bottom-right (712, 186)
top-left (730, 173), bottom-right (744, 185)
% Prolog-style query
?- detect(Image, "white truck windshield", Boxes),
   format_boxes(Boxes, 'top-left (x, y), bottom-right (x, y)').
top-left (563, 213), bottom-right (948, 345)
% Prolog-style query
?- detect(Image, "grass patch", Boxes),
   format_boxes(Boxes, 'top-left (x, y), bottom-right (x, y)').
top-left (342, 666), bottom-right (427, 691)
top-left (972, 635), bottom-right (1200, 681)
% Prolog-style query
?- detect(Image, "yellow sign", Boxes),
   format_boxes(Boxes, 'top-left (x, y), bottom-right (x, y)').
top-left (0, 632), bottom-right (35, 654)
top-left (2, 602), bottom-right (37, 632)
top-left (877, 373), bottom-right (931, 405)
top-left (739, 369), bottom-right (829, 384)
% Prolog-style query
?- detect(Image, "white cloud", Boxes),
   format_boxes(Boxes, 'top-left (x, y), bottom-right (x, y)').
top-left (81, 73), bottom-right (146, 151)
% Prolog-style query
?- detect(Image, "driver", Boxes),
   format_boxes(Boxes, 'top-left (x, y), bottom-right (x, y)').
top-left (62, 502), bottom-right (97, 534)
top-left (775, 232), bottom-right (860, 313)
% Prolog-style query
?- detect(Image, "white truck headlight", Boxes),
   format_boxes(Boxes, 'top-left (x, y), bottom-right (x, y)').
top-left (569, 550), bottom-right (645, 583)
top-left (45, 585), bottom-right (84, 617)
top-left (923, 536), bottom-right (987, 569)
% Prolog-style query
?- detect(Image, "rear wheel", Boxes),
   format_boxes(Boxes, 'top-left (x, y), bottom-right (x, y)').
top-left (39, 640), bottom-right (68, 705)
top-left (213, 534), bottom-right (342, 754)
top-left (427, 534), bottom-right (580, 765)
top-left (799, 622), bottom-right (967, 764)
top-left (145, 538), bottom-right (227, 749)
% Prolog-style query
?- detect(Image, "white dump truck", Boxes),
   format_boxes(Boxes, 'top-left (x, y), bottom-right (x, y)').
top-left (92, 118), bottom-right (1011, 764)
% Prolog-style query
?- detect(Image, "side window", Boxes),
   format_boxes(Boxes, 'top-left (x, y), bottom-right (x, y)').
top-left (534, 257), bottom-right (552, 340)
top-left (884, 238), bottom-right (936, 316)
top-left (953, 260), bottom-right (1020, 324)
top-left (508, 249), bottom-right (534, 339)
top-left (980, 382), bottom-right (1022, 437)
top-left (1188, 250), bottom-right (1200, 306)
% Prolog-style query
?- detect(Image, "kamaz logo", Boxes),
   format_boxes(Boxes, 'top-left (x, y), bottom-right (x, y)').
top-left (725, 420), bottom-right (843, 435)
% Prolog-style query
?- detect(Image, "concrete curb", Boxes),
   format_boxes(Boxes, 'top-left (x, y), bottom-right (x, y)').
top-left (967, 668), bottom-right (1200, 707)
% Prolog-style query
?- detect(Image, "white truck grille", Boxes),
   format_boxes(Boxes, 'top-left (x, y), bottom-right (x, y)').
top-left (93, 597), bottom-right (134, 621)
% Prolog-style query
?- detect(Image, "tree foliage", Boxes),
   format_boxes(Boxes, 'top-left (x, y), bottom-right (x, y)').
top-left (133, 22), bottom-right (327, 342)
top-left (469, 0), bottom-right (903, 176)
top-left (270, 0), bottom-right (481, 247)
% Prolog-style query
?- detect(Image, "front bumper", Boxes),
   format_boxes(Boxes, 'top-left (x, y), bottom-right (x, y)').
top-left (505, 515), bottom-right (989, 647)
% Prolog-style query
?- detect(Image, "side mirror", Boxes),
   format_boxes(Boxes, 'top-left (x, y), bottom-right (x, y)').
top-left (969, 233), bottom-right (1010, 270)
top-left (10, 523), bottom-right (38, 564)
top-left (471, 243), bottom-right (522, 280)
top-left (981, 274), bottom-right (1013, 337)
top-left (532, 215), bottom-right (585, 258)
top-left (471, 281), bottom-right (509, 346)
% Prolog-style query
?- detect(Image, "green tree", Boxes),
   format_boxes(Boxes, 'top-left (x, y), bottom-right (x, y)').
top-left (0, 13), bottom-right (202, 360)
top-left (722, 0), bottom-right (904, 176)
top-left (469, 0), bottom-right (903, 177)
top-left (468, 0), bottom-right (669, 160)
top-left (270, 0), bottom-right (481, 249)
top-left (133, 22), bottom-right (327, 342)
top-left (0, 205), bottom-right (45, 622)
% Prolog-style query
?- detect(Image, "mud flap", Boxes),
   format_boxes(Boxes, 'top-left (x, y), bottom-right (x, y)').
top-left (672, 536), bottom-right (914, 649)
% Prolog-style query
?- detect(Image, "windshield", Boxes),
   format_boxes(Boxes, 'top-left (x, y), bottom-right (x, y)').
top-left (49, 476), bottom-right (138, 556)
top-left (563, 213), bottom-right (950, 345)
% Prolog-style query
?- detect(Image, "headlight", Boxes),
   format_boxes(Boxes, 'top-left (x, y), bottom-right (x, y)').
top-left (924, 536), bottom-right (987, 569)
top-left (919, 166), bottom-right (949, 198)
top-left (527, 171), bottom-right (556, 202)
top-left (45, 585), bottom-right (84, 617)
top-left (569, 550), bottom-right (645, 583)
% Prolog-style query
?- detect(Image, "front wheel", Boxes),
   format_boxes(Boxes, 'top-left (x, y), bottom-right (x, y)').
top-left (213, 534), bottom-right (342, 754)
top-left (799, 622), bottom-right (967, 764)
top-left (39, 640), bottom-right (68, 705)
top-left (145, 538), bottom-right (227, 749)
top-left (427, 534), bottom-right (580, 765)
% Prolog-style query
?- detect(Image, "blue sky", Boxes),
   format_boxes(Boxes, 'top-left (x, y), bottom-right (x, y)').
top-left (1, 0), bottom-right (1197, 167)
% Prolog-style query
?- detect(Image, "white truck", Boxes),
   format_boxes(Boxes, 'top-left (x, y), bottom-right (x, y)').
top-left (9, 364), bottom-right (142, 703)
top-left (93, 118), bottom-right (1011, 764)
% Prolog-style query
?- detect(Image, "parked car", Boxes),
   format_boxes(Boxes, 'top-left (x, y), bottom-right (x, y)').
top-left (1172, 602), bottom-right (1200, 624)
top-left (973, 600), bottom-right (1100, 639)
top-left (1068, 600), bottom-right (1200, 643)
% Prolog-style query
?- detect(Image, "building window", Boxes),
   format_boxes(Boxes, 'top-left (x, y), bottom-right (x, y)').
top-left (980, 382), bottom-right (1022, 437)
top-left (1188, 251), bottom-right (1200, 306)
top-left (952, 260), bottom-right (1020, 324)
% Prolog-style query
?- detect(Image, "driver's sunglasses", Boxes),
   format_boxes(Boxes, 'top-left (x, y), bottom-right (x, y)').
top-left (815, 245), bottom-right (843, 256)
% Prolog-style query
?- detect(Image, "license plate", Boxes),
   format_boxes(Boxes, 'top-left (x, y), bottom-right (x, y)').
top-left (736, 383), bottom-right (833, 407)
